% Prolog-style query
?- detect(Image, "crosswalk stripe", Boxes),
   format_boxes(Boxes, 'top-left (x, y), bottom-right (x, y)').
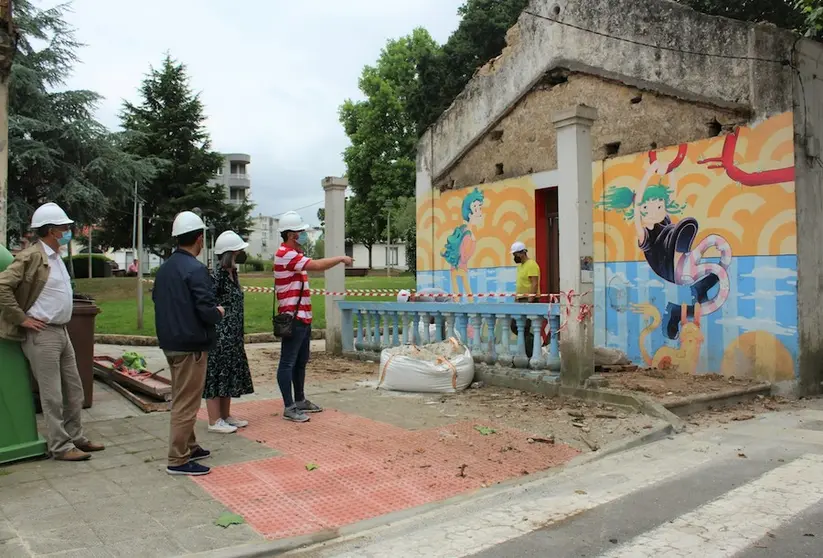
top-left (328, 444), bottom-right (714, 558)
top-left (597, 453), bottom-right (823, 558)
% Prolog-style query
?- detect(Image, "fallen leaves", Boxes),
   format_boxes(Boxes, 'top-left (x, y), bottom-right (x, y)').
top-left (306, 463), bottom-right (318, 471)
top-left (214, 512), bottom-right (245, 528)
top-left (474, 425), bottom-right (496, 436)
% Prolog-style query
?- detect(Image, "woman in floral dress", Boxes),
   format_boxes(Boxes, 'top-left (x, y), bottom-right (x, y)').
top-left (204, 231), bottom-right (254, 434)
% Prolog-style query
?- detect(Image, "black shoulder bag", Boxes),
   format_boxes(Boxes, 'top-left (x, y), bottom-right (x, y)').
top-left (272, 278), bottom-right (304, 338)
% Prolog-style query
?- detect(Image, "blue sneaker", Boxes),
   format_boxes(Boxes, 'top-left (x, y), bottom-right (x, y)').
top-left (166, 461), bottom-right (211, 476)
top-left (190, 446), bottom-right (211, 461)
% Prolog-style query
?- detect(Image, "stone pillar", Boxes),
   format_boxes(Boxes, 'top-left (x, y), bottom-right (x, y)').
top-left (322, 176), bottom-right (347, 355)
top-left (552, 105), bottom-right (597, 387)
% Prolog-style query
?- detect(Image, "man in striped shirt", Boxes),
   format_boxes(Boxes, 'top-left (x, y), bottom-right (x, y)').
top-left (275, 211), bottom-right (352, 422)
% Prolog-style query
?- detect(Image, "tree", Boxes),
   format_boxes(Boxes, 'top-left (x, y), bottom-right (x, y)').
top-left (339, 29), bottom-right (438, 268)
top-left (344, 194), bottom-right (381, 268)
top-left (6, 0), bottom-right (156, 243)
top-left (316, 207), bottom-right (325, 227)
top-left (796, 0), bottom-right (823, 37)
top-left (97, 55), bottom-right (252, 259)
top-left (677, 0), bottom-right (821, 39)
top-left (411, 0), bottom-right (531, 136)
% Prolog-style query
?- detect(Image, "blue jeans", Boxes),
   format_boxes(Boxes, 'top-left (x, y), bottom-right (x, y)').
top-left (276, 321), bottom-right (311, 408)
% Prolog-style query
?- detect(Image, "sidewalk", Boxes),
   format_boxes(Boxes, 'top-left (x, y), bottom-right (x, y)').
top-left (0, 345), bottom-right (665, 557)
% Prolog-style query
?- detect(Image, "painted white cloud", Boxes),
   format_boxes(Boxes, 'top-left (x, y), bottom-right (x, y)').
top-left (641, 278), bottom-right (666, 289)
top-left (787, 280), bottom-right (797, 286)
top-left (606, 269), bottom-right (634, 288)
top-left (741, 267), bottom-right (797, 281)
top-left (739, 290), bottom-right (795, 301)
top-left (714, 316), bottom-right (797, 337)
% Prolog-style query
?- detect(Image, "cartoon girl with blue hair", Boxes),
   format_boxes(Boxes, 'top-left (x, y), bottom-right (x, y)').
top-left (441, 188), bottom-right (485, 298)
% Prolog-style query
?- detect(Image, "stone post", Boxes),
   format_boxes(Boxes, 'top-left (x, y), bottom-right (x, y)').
top-left (322, 176), bottom-right (347, 355)
top-left (552, 105), bottom-right (597, 387)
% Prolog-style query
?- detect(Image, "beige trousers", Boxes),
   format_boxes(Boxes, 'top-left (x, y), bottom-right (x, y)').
top-left (22, 325), bottom-right (88, 455)
top-left (166, 351), bottom-right (208, 466)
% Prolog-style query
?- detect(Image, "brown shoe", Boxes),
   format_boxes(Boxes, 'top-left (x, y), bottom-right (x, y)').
top-left (75, 440), bottom-right (105, 453)
top-left (54, 448), bottom-right (91, 462)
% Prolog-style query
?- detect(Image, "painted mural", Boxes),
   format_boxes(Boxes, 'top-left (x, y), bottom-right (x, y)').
top-left (594, 112), bottom-right (797, 382)
top-left (417, 112), bottom-right (798, 381)
top-left (417, 174), bottom-right (539, 298)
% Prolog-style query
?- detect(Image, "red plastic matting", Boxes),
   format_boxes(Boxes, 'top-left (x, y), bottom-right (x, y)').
top-left (194, 400), bottom-right (579, 540)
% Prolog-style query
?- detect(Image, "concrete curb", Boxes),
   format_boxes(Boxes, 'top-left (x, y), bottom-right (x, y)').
top-left (94, 330), bottom-right (326, 347)
top-left (663, 383), bottom-right (772, 417)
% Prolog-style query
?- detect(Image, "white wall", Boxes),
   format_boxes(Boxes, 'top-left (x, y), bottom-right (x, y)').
top-left (247, 215), bottom-right (278, 259)
top-left (351, 242), bottom-right (407, 271)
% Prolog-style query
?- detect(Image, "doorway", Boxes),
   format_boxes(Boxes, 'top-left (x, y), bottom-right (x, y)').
top-left (535, 187), bottom-right (560, 297)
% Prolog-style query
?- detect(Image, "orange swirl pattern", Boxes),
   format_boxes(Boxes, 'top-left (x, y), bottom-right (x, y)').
top-left (417, 176), bottom-right (536, 271)
top-left (594, 112), bottom-right (796, 262)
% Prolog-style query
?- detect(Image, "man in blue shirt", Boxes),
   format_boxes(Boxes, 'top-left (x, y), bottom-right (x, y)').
top-left (153, 211), bottom-right (224, 476)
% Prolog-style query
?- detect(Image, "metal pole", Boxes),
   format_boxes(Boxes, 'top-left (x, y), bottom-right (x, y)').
top-left (87, 226), bottom-right (92, 278)
top-left (131, 181), bottom-right (137, 254)
top-left (386, 204), bottom-right (391, 277)
top-left (137, 200), bottom-right (144, 330)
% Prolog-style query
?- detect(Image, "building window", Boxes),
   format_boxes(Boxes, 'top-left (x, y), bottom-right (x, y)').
top-left (387, 247), bottom-right (399, 266)
top-left (215, 167), bottom-right (223, 176)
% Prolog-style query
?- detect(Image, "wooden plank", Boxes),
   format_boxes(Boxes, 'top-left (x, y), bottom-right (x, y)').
top-left (93, 359), bottom-right (172, 401)
top-left (94, 365), bottom-right (170, 413)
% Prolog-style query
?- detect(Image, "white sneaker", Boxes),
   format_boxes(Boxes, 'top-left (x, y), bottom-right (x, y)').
top-left (225, 416), bottom-right (248, 428)
top-left (207, 419), bottom-right (238, 434)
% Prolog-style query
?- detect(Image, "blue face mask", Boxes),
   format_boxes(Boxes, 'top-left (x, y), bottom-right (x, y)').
top-left (57, 230), bottom-right (72, 246)
top-left (296, 232), bottom-right (308, 245)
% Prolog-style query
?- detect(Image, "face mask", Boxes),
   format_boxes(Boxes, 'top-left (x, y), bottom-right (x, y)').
top-left (235, 251), bottom-right (248, 264)
top-left (57, 230), bottom-right (72, 246)
top-left (296, 232), bottom-right (309, 246)
top-left (513, 255), bottom-right (522, 264)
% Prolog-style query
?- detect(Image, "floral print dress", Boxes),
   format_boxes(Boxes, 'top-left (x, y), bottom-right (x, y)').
top-left (203, 267), bottom-right (254, 399)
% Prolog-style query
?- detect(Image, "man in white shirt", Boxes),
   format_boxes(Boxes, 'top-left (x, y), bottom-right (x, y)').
top-left (0, 203), bottom-right (104, 462)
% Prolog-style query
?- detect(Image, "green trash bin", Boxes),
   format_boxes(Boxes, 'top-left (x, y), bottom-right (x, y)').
top-left (0, 244), bottom-right (48, 465)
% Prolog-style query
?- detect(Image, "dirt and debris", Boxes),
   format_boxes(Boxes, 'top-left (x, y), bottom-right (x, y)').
top-left (685, 394), bottom-right (807, 428)
top-left (243, 347), bottom-right (666, 453)
top-left (603, 367), bottom-right (761, 404)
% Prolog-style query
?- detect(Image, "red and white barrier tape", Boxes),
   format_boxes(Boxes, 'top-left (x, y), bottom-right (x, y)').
top-left (140, 278), bottom-right (592, 302)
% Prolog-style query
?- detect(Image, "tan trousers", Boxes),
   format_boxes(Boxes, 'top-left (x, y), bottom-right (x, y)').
top-left (166, 351), bottom-right (208, 466)
top-left (22, 325), bottom-right (88, 455)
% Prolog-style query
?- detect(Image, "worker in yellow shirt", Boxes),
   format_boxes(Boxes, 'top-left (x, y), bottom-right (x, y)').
top-left (510, 241), bottom-right (540, 358)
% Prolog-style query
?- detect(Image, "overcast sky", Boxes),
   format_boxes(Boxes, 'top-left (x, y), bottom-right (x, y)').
top-left (56, 0), bottom-right (463, 225)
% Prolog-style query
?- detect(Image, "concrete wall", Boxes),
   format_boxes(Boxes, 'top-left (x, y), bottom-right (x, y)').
top-left (793, 39), bottom-right (823, 396)
top-left (439, 73), bottom-right (746, 190)
top-left (416, 0), bottom-right (796, 189)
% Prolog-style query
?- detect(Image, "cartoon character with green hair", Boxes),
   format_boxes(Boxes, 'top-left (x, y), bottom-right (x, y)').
top-left (598, 160), bottom-right (732, 340)
top-left (441, 188), bottom-right (485, 299)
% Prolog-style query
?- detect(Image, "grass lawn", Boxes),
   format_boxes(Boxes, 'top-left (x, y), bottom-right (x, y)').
top-left (76, 274), bottom-right (416, 336)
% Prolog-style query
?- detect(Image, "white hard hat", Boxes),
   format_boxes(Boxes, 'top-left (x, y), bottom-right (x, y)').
top-left (214, 230), bottom-right (249, 255)
top-left (171, 211), bottom-right (206, 237)
top-left (510, 241), bottom-right (527, 254)
top-left (277, 211), bottom-right (308, 233)
top-left (397, 289), bottom-right (411, 303)
top-left (31, 203), bottom-right (73, 229)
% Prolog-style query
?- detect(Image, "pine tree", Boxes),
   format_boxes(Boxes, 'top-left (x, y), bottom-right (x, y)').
top-left (7, 0), bottom-right (156, 242)
top-left (99, 54), bottom-right (253, 259)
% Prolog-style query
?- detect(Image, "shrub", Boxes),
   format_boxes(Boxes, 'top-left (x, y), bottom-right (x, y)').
top-left (242, 256), bottom-right (268, 273)
top-left (63, 254), bottom-right (114, 278)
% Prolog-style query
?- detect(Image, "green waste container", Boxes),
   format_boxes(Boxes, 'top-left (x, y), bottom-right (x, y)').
top-left (0, 244), bottom-right (48, 465)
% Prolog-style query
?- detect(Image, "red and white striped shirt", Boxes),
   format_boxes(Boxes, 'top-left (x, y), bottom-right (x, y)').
top-left (274, 243), bottom-right (312, 324)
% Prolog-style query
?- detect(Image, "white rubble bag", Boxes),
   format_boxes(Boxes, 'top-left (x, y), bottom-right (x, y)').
top-left (377, 338), bottom-right (475, 393)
